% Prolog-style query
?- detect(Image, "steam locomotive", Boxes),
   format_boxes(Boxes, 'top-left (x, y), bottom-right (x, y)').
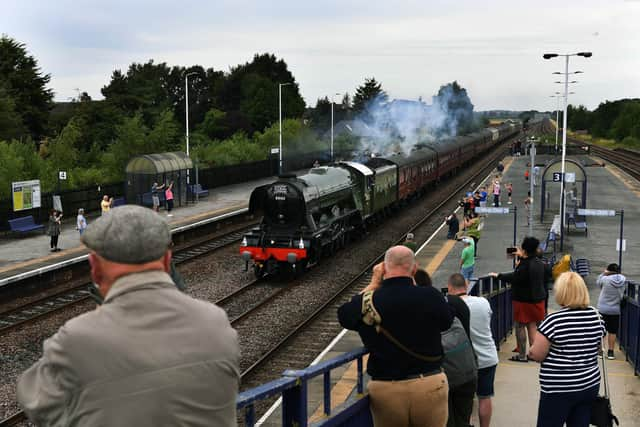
top-left (240, 121), bottom-right (522, 277)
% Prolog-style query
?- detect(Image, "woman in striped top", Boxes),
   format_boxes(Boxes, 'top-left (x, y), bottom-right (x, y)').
top-left (528, 272), bottom-right (606, 427)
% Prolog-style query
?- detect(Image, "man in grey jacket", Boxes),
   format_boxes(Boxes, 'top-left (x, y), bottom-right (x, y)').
top-left (17, 205), bottom-right (240, 426)
top-left (597, 263), bottom-right (626, 360)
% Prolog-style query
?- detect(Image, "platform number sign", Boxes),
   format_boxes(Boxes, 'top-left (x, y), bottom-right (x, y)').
top-left (58, 171), bottom-right (67, 180)
top-left (552, 172), bottom-right (562, 182)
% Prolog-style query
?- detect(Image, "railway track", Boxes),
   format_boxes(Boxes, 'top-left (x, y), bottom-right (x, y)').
top-left (0, 224), bottom-right (256, 337)
top-left (583, 144), bottom-right (640, 181)
top-left (0, 127), bottom-right (528, 425)
top-left (238, 143), bottom-right (509, 390)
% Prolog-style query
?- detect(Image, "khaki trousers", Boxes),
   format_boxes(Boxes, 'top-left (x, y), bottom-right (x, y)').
top-left (368, 372), bottom-right (449, 427)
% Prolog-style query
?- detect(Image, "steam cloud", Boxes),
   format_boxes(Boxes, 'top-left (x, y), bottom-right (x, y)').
top-left (347, 84), bottom-right (475, 157)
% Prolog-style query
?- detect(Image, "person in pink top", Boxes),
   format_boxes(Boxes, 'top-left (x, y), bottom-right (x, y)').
top-left (505, 182), bottom-right (513, 204)
top-left (492, 176), bottom-right (501, 207)
top-left (165, 181), bottom-right (174, 217)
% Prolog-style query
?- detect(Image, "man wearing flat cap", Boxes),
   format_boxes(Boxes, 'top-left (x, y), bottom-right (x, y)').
top-left (17, 205), bottom-right (240, 427)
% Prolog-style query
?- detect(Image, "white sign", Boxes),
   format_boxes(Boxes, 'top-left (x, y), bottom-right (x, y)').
top-left (58, 171), bottom-right (67, 180)
top-left (616, 239), bottom-right (626, 252)
top-left (578, 209), bottom-right (616, 217)
top-left (565, 172), bottom-right (575, 183)
top-left (475, 207), bottom-right (510, 214)
top-left (11, 180), bottom-right (41, 211)
top-left (270, 147), bottom-right (280, 154)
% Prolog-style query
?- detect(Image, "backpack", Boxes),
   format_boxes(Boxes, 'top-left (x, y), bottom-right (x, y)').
top-left (441, 316), bottom-right (478, 389)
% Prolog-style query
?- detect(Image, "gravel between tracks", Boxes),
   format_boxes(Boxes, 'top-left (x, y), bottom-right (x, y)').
top-left (0, 151), bottom-right (502, 422)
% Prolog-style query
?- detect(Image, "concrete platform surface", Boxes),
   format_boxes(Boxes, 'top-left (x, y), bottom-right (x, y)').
top-left (260, 153), bottom-right (640, 426)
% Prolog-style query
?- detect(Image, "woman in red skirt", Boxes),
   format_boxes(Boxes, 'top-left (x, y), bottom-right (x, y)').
top-left (490, 236), bottom-right (547, 362)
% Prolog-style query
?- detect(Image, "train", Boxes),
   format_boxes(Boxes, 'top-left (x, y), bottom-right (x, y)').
top-left (240, 121), bottom-right (522, 277)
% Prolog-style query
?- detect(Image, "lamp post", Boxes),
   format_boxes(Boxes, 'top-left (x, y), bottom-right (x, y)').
top-left (543, 52), bottom-right (591, 251)
top-left (279, 82), bottom-right (292, 175)
top-left (550, 91), bottom-right (574, 154)
top-left (330, 92), bottom-right (341, 163)
top-left (184, 71), bottom-right (198, 191)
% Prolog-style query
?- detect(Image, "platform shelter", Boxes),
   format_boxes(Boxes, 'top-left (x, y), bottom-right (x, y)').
top-left (540, 159), bottom-right (587, 220)
top-left (125, 152), bottom-right (192, 207)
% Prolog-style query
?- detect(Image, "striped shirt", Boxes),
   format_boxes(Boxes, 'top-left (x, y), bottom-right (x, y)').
top-left (537, 306), bottom-right (605, 393)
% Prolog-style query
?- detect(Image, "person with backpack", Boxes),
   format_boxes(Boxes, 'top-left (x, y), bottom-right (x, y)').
top-left (449, 273), bottom-right (498, 427)
top-left (442, 275), bottom-right (477, 427)
top-left (337, 246), bottom-right (453, 427)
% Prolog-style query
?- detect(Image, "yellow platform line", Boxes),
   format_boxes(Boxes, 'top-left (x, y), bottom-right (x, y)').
top-left (0, 203), bottom-right (249, 275)
top-left (310, 154), bottom-right (517, 420)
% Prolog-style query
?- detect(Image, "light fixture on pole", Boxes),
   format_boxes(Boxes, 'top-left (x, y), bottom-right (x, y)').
top-left (330, 92), bottom-right (341, 163)
top-left (278, 82), bottom-right (292, 175)
top-left (549, 92), bottom-right (574, 154)
top-left (543, 52), bottom-right (591, 251)
top-left (184, 71), bottom-right (198, 188)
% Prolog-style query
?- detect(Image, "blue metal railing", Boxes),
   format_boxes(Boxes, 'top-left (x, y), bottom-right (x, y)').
top-left (236, 276), bottom-right (512, 426)
top-left (619, 280), bottom-right (640, 375)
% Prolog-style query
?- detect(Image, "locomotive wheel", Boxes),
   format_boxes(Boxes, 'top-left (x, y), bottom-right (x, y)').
top-left (294, 260), bottom-right (308, 276)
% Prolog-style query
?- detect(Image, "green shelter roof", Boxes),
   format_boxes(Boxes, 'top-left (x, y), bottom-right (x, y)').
top-left (125, 152), bottom-right (193, 175)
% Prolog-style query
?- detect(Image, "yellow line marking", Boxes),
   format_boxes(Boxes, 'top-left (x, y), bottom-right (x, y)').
top-left (308, 354), bottom-right (369, 423)
top-left (0, 203), bottom-right (249, 275)
top-left (425, 240), bottom-right (456, 275)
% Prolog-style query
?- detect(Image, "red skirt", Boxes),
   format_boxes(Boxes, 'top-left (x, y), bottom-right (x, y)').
top-left (513, 300), bottom-right (546, 323)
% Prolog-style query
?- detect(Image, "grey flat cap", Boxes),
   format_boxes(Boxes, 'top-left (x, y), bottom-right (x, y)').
top-left (81, 205), bottom-right (171, 264)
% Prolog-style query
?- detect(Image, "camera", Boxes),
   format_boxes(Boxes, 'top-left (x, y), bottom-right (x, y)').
top-left (506, 247), bottom-right (517, 254)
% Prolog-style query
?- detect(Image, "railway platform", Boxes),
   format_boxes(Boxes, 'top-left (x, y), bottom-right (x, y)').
top-left (0, 170), bottom-right (304, 286)
top-left (252, 153), bottom-right (640, 426)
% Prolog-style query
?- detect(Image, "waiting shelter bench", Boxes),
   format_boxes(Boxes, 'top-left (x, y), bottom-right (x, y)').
top-left (188, 184), bottom-right (209, 198)
top-left (8, 216), bottom-right (45, 234)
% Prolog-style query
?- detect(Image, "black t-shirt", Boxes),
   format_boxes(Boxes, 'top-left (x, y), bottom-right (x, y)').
top-left (447, 294), bottom-right (471, 339)
top-left (338, 277), bottom-right (453, 380)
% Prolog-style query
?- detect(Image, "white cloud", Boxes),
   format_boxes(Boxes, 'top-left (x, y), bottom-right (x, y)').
top-left (2, 0), bottom-right (639, 110)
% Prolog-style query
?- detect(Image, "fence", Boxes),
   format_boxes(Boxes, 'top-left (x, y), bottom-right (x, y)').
top-left (236, 276), bottom-right (512, 427)
top-left (619, 280), bottom-right (640, 375)
top-left (2, 151), bottom-right (356, 231)
top-left (0, 182), bottom-right (125, 231)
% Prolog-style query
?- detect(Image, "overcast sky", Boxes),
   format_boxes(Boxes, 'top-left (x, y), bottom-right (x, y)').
top-left (3, 0), bottom-right (639, 111)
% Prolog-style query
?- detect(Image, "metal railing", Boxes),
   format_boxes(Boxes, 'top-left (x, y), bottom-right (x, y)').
top-left (619, 280), bottom-right (640, 375)
top-left (235, 276), bottom-right (512, 426)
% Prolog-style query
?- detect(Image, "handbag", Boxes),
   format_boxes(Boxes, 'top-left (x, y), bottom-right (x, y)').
top-left (590, 342), bottom-right (619, 427)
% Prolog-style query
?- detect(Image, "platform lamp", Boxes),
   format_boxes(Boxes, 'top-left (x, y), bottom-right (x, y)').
top-left (330, 92), bottom-right (341, 163)
top-left (543, 52), bottom-right (591, 251)
top-left (550, 91), bottom-right (574, 154)
top-left (278, 82), bottom-right (293, 175)
top-left (184, 71), bottom-right (198, 196)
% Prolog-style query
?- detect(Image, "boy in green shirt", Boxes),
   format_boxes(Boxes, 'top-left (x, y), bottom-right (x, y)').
top-left (460, 238), bottom-right (475, 283)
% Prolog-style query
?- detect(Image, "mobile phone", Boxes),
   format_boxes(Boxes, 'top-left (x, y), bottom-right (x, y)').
top-left (506, 247), bottom-right (517, 254)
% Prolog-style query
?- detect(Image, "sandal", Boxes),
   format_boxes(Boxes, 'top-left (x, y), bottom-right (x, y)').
top-left (509, 355), bottom-right (528, 363)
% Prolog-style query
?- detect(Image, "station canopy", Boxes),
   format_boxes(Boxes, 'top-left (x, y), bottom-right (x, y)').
top-left (125, 152), bottom-right (193, 175)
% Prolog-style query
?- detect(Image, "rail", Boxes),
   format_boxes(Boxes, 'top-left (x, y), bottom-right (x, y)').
top-left (236, 276), bottom-right (512, 427)
top-left (619, 280), bottom-right (640, 375)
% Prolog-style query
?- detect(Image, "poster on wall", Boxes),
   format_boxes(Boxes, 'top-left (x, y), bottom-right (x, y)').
top-left (12, 180), bottom-right (42, 211)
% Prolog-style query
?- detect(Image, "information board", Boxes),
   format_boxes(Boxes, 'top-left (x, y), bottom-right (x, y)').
top-left (577, 209), bottom-right (616, 217)
top-left (12, 180), bottom-right (42, 211)
top-left (474, 207), bottom-right (510, 214)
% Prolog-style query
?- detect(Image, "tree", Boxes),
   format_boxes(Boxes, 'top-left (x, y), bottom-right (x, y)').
top-left (197, 108), bottom-right (227, 140)
top-left (0, 36), bottom-right (53, 140)
top-left (433, 81), bottom-right (475, 135)
top-left (352, 78), bottom-right (387, 114)
top-left (308, 96), bottom-right (331, 130)
top-left (0, 85), bottom-right (26, 140)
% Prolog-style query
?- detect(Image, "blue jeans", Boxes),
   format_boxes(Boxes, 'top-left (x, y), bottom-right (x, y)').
top-left (536, 384), bottom-right (599, 427)
top-left (461, 265), bottom-right (474, 281)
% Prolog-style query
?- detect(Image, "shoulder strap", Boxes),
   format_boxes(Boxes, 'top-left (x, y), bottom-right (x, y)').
top-left (361, 290), bottom-right (442, 363)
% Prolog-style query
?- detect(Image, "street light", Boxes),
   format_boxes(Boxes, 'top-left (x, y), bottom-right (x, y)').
top-left (330, 92), bottom-right (341, 163)
top-left (184, 72), bottom-right (198, 158)
top-left (543, 52), bottom-right (592, 250)
top-left (279, 82), bottom-right (292, 175)
top-left (550, 92), bottom-right (575, 153)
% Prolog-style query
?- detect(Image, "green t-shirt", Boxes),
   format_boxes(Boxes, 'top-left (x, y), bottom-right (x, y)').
top-left (461, 244), bottom-right (475, 268)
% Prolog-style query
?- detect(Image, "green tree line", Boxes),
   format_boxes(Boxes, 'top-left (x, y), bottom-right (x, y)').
top-left (564, 99), bottom-right (640, 146)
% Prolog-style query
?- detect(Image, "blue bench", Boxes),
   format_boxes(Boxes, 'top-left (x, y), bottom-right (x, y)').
top-left (140, 192), bottom-right (166, 207)
top-left (8, 216), bottom-right (45, 234)
top-left (571, 258), bottom-right (591, 278)
top-left (539, 230), bottom-right (556, 253)
top-left (188, 184), bottom-right (209, 198)
top-left (567, 212), bottom-right (588, 235)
